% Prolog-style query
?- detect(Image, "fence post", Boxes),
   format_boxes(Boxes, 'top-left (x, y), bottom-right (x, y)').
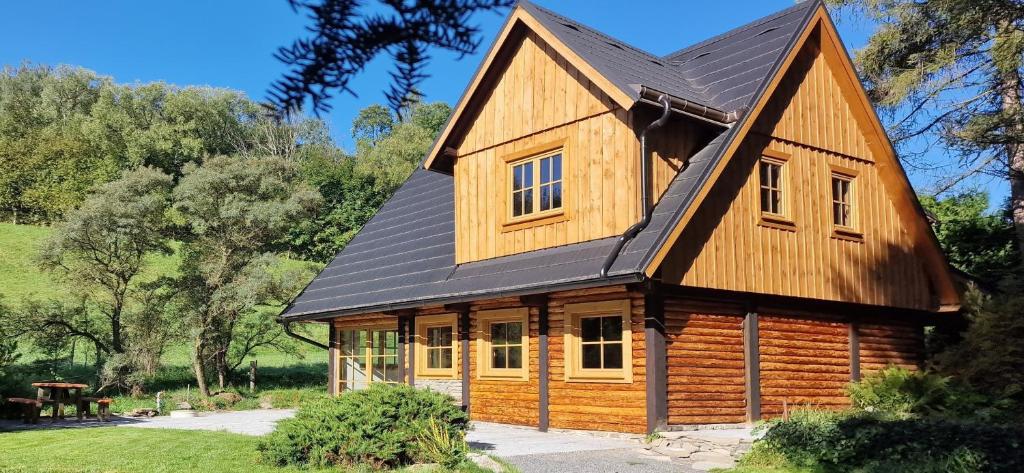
top-left (249, 360), bottom-right (258, 392)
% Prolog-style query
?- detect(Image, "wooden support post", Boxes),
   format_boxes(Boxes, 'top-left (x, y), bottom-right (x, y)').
top-left (327, 325), bottom-right (338, 396)
top-left (407, 316), bottom-right (416, 387)
top-left (849, 322), bottom-right (861, 382)
top-left (249, 360), bottom-right (258, 392)
top-left (538, 304), bottom-right (550, 432)
top-left (519, 295), bottom-right (549, 432)
top-left (645, 292), bottom-right (667, 434)
top-left (398, 316), bottom-right (408, 385)
top-left (743, 309), bottom-right (761, 423)
top-left (460, 309), bottom-right (471, 412)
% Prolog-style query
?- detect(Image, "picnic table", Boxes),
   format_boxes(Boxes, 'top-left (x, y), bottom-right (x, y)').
top-left (31, 381), bottom-right (89, 422)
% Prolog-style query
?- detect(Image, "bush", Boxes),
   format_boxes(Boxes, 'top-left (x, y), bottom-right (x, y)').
top-left (258, 384), bottom-right (469, 469)
top-left (748, 410), bottom-right (1024, 473)
top-left (848, 366), bottom-right (1013, 421)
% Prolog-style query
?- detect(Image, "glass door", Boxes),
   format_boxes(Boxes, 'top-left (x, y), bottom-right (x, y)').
top-left (337, 327), bottom-right (400, 392)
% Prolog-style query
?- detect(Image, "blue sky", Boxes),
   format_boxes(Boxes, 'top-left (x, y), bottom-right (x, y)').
top-left (0, 0), bottom-right (1007, 205)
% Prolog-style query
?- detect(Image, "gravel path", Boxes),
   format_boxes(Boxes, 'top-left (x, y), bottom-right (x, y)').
top-left (118, 409), bottom-right (296, 435)
top-left (503, 448), bottom-right (703, 473)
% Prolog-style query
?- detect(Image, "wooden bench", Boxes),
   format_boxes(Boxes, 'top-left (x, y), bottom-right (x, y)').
top-left (77, 397), bottom-right (113, 422)
top-left (4, 398), bottom-right (42, 424)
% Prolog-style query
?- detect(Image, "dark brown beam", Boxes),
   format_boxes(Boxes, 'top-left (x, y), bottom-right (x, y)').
top-left (645, 293), bottom-right (667, 434)
top-left (538, 302), bottom-right (550, 432)
top-left (327, 326), bottom-right (337, 396)
top-left (459, 308), bottom-right (471, 412)
top-left (397, 316), bottom-right (408, 385)
top-left (445, 302), bottom-right (472, 313)
top-left (519, 294), bottom-right (548, 308)
top-left (849, 323), bottom-right (861, 382)
top-left (408, 315), bottom-right (416, 387)
top-left (743, 308), bottom-right (761, 423)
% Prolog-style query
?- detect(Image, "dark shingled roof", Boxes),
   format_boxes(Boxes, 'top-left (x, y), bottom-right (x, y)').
top-left (280, 1), bottom-right (818, 320)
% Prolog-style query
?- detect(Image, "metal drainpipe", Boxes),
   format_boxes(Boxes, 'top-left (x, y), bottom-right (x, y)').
top-left (600, 93), bottom-right (673, 278)
top-left (281, 319), bottom-right (329, 350)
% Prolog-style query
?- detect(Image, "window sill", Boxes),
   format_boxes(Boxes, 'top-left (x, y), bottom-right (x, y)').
top-left (564, 374), bottom-right (633, 384)
top-left (831, 227), bottom-right (864, 242)
top-left (415, 371), bottom-right (459, 380)
top-left (476, 373), bottom-right (529, 382)
top-left (758, 214), bottom-right (797, 232)
top-left (502, 211), bottom-right (567, 232)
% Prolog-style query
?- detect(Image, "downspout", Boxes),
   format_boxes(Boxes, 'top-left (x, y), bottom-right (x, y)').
top-left (600, 93), bottom-right (673, 278)
top-left (281, 318), bottom-right (329, 350)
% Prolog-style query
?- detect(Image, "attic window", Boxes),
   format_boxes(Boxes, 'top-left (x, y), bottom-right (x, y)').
top-left (756, 26), bottom-right (780, 36)
top-left (503, 140), bottom-right (567, 230)
top-left (605, 41), bottom-right (624, 50)
top-left (559, 22), bottom-right (580, 31)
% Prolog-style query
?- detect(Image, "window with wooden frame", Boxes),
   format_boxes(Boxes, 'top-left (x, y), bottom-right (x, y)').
top-left (415, 314), bottom-right (459, 379)
top-left (829, 165), bottom-right (862, 241)
top-left (758, 150), bottom-right (794, 230)
top-left (336, 326), bottom-right (401, 392)
top-left (503, 141), bottom-right (567, 230)
top-left (563, 300), bottom-right (633, 383)
top-left (475, 308), bottom-right (529, 381)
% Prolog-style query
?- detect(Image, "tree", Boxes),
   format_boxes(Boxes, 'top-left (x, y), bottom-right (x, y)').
top-left (920, 191), bottom-right (1021, 282)
top-left (34, 166), bottom-right (174, 355)
top-left (172, 156), bottom-right (320, 395)
top-left (271, 0), bottom-right (513, 115)
top-left (828, 0), bottom-right (1024, 261)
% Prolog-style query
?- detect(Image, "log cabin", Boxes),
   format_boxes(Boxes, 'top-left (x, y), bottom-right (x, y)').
top-left (279, 0), bottom-right (961, 434)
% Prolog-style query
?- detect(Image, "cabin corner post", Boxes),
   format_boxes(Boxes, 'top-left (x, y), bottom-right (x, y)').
top-left (328, 323), bottom-right (338, 396)
top-left (743, 307), bottom-right (762, 423)
top-left (408, 316), bottom-right (416, 387)
top-left (520, 294), bottom-right (550, 432)
top-left (460, 308), bottom-right (472, 412)
top-left (849, 322), bottom-right (861, 382)
top-left (644, 292), bottom-right (667, 434)
top-left (397, 316), bottom-right (408, 385)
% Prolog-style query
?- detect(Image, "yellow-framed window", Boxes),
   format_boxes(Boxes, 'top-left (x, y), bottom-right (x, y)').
top-left (476, 308), bottom-right (530, 381)
top-left (563, 300), bottom-right (633, 383)
top-left (831, 173), bottom-right (854, 229)
top-left (759, 157), bottom-right (785, 216)
top-left (415, 314), bottom-right (459, 379)
top-left (508, 149), bottom-right (563, 221)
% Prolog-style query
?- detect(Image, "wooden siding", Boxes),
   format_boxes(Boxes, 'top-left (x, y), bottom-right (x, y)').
top-left (468, 297), bottom-right (541, 426)
top-left (659, 39), bottom-right (935, 311)
top-left (759, 315), bottom-right (850, 417)
top-left (547, 285), bottom-right (647, 433)
top-left (859, 322), bottom-right (922, 373)
top-left (451, 30), bottom-right (706, 264)
top-left (664, 301), bottom-right (747, 425)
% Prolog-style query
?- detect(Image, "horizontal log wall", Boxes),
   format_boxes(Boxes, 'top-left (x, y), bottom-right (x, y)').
top-left (758, 315), bottom-right (851, 417)
top-left (859, 322), bottom-right (923, 373)
top-left (547, 285), bottom-right (647, 433)
top-left (664, 300), bottom-right (747, 425)
top-left (468, 297), bottom-right (541, 426)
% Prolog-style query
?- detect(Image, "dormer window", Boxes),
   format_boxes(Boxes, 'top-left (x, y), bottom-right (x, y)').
top-left (504, 143), bottom-right (566, 226)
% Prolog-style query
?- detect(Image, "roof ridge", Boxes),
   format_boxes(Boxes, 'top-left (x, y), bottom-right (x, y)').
top-left (518, 0), bottom-right (663, 61)
top-left (661, 0), bottom-right (819, 63)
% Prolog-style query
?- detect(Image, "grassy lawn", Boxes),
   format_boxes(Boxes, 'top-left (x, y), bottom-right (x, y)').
top-left (0, 428), bottom-right (499, 473)
top-left (1, 222), bottom-right (330, 415)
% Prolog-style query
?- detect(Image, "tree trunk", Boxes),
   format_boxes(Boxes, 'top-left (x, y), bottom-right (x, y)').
top-left (192, 337), bottom-right (211, 397)
top-left (216, 351), bottom-right (227, 389)
top-left (998, 25), bottom-right (1024, 265)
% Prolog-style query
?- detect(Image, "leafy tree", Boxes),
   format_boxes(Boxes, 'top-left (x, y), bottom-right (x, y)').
top-left (33, 166), bottom-right (174, 355)
top-left (354, 101), bottom-right (451, 192)
top-left (271, 0), bottom-right (512, 115)
top-left (172, 156), bottom-right (320, 395)
top-left (920, 191), bottom-right (1021, 282)
top-left (828, 0), bottom-right (1024, 261)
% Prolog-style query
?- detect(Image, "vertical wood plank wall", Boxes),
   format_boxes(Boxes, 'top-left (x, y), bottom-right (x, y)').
top-left (663, 300), bottom-right (747, 425)
top-left (758, 315), bottom-right (851, 418)
top-left (468, 297), bottom-right (541, 426)
top-left (451, 30), bottom-right (701, 264)
top-left (858, 322), bottom-right (923, 373)
top-left (659, 38), bottom-right (934, 311)
top-left (547, 286), bottom-right (647, 433)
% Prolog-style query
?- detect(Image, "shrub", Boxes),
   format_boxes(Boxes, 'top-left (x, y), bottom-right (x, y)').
top-left (258, 384), bottom-right (469, 469)
top-left (848, 366), bottom-right (1013, 421)
top-left (417, 416), bottom-right (469, 470)
top-left (751, 410), bottom-right (1024, 473)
